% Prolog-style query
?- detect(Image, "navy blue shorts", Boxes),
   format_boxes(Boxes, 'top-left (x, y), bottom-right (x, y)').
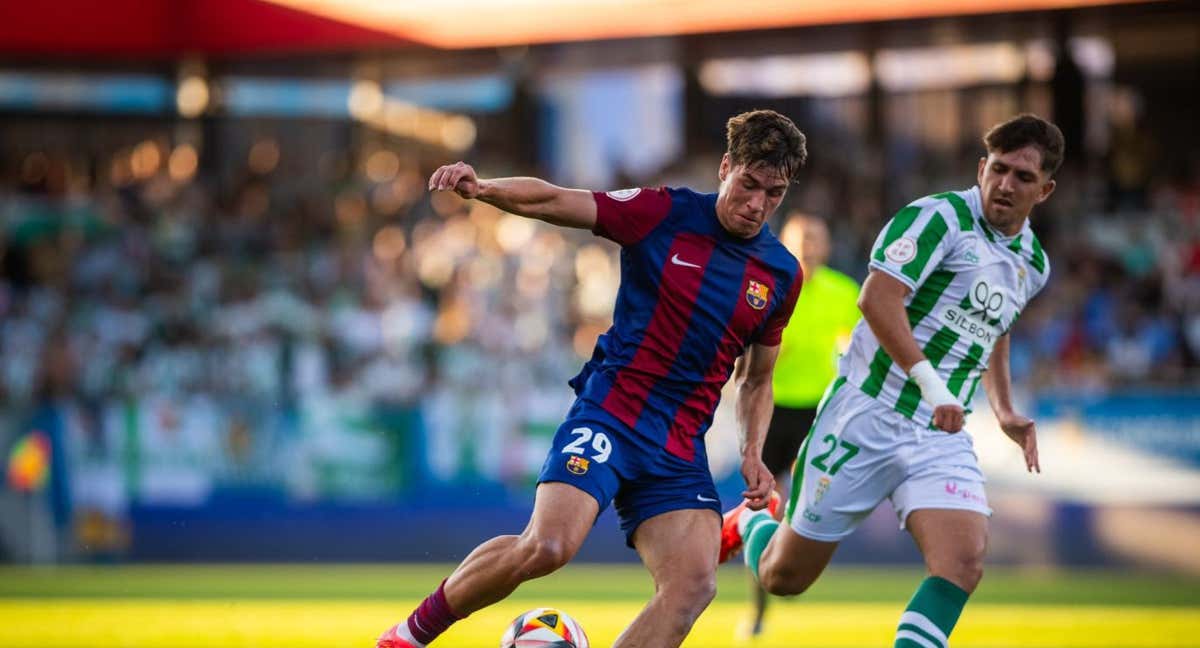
top-left (537, 399), bottom-right (722, 548)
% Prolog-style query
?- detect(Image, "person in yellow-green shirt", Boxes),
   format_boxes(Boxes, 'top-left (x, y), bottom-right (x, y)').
top-left (743, 212), bottom-right (861, 638)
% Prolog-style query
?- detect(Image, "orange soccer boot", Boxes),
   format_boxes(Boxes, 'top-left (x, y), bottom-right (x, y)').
top-left (718, 490), bottom-right (782, 564)
top-left (375, 623), bottom-right (420, 648)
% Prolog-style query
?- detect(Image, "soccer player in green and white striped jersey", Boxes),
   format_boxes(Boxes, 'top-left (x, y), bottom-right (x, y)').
top-left (718, 114), bottom-right (1063, 648)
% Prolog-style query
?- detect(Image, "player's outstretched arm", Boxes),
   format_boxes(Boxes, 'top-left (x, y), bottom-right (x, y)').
top-left (859, 271), bottom-right (964, 432)
top-left (983, 333), bottom-right (1040, 473)
top-left (429, 161), bottom-right (597, 230)
top-left (735, 343), bottom-right (780, 510)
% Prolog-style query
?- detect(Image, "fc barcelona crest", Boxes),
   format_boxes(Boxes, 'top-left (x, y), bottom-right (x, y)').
top-left (746, 280), bottom-right (769, 310)
top-left (566, 456), bottom-right (590, 475)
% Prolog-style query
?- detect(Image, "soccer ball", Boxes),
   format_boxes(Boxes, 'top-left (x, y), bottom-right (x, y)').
top-left (500, 607), bottom-right (589, 648)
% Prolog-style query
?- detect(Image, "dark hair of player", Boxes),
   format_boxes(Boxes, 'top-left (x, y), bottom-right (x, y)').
top-left (983, 113), bottom-right (1066, 177)
top-left (725, 110), bottom-right (808, 183)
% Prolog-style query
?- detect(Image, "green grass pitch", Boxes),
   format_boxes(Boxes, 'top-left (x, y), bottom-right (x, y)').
top-left (2, 564), bottom-right (1198, 647)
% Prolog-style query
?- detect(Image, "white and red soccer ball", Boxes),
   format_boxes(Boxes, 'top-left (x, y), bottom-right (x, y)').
top-left (500, 607), bottom-right (589, 648)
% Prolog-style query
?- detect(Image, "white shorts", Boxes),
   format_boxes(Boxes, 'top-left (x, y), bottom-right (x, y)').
top-left (785, 379), bottom-right (992, 542)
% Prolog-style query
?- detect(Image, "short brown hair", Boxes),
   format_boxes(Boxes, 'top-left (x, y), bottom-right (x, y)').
top-left (726, 110), bottom-right (807, 183)
top-left (983, 114), bottom-right (1065, 177)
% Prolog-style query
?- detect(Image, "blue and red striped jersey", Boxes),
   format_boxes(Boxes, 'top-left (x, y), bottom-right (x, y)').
top-left (569, 186), bottom-right (803, 463)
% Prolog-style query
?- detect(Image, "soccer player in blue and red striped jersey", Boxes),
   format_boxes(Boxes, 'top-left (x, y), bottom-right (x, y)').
top-left (377, 110), bottom-right (808, 648)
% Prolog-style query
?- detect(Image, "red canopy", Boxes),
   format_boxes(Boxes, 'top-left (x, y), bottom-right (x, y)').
top-left (0, 0), bottom-right (413, 60)
top-left (0, 0), bottom-right (1154, 58)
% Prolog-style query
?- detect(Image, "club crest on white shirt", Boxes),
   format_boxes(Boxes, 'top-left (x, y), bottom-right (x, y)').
top-left (885, 237), bottom-right (918, 264)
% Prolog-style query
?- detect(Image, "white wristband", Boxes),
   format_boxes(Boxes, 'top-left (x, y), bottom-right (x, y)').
top-left (908, 360), bottom-right (959, 408)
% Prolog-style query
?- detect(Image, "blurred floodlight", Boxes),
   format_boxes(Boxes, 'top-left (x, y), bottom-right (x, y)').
top-left (176, 76), bottom-right (209, 117)
top-left (384, 101), bottom-right (418, 132)
top-left (430, 190), bottom-right (466, 218)
top-left (1023, 36), bottom-right (1114, 83)
top-left (413, 110), bottom-right (441, 143)
top-left (441, 116), bottom-right (478, 151)
top-left (573, 244), bottom-right (611, 283)
top-left (699, 52), bottom-right (870, 97)
top-left (168, 144), bottom-right (200, 182)
top-left (495, 214), bottom-right (536, 254)
top-left (372, 225), bottom-right (407, 262)
top-left (365, 150), bottom-right (401, 183)
top-left (1071, 36), bottom-right (1115, 78)
top-left (348, 79), bottom-right (384, 120)
top-left (574, 244), bottom-right (617, 318)
top-left (248, 139), bottom-right (281, 174)
top-left (432, 304), bottom-right (471, 345)
top-left (1025, 41), bottom-right (1057, 82)
top-left (131, 141), bottom-right (162, 179)
top-left (418, 250), bottom-right (455, 289)
top-left (468, 200), bottom-right (501, 232)
top-left (271, 0), bottom-right (1117, 50)
top-left (876, 42), bottom-right (1025, 91)
top-left (576, 278), bottom-right (617, 318)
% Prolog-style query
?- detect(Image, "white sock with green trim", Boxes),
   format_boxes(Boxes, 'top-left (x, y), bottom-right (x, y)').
top-left (737, 508), bottom-right (770, 537)
top-left (740, 511), bottom-right (779, 583)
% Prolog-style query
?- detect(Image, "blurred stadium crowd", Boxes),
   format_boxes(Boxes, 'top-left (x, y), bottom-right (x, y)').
top-left (2, 70), bottom-right (1199, 565)
top-left (1, 110), bottom-right (1197, 426)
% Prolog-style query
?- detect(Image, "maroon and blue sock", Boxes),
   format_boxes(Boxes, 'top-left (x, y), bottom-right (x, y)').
top-left (404, 579), bottom-right (464, 646)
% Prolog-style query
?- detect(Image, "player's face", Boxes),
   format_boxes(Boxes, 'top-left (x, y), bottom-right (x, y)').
top-left (716, 156), bottom-right (789, 238)
top-left (977, 145), bottom-right (1056, 236)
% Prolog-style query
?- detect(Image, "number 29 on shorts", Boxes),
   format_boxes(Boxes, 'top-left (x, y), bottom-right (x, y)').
top-left (562, 426), bottom-right (612, 463)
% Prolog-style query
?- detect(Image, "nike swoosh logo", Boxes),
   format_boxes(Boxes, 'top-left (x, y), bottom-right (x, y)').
top-left (671, 253), bottom-right (702, 269)
top-left (696, 494), bottom-right (719, 503)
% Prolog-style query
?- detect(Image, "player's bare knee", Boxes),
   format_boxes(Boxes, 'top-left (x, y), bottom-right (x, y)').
top-left (768, 577), bottom-right (813, 597)
top-left (670, 569), bottom-right (717, 603)
top-left (655, 579), bottom-right (715, 634)
top-left (760, 566), bottom-right (814, 597)
top-left (931, 553), bottom-right (984, 594)
top-left (516, 535), bottom-right (573, 578)
top-left (955, 555), bottom-right (985, 593)
top-left (660, 569), bottom-right (717, 618)
top-left (688, 572), bottom-right (719, 610)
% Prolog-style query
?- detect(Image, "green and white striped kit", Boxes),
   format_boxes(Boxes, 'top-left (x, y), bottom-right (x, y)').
top-left (840, 186), bottom-right (1050, 428)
